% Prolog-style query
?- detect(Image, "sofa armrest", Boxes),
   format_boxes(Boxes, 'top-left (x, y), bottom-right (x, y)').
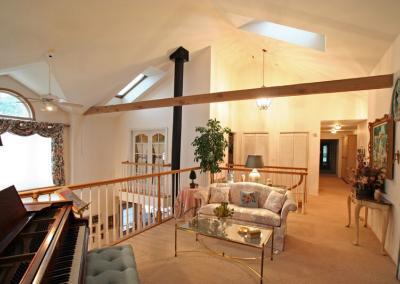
top-left (193, 188), bottom-right (210, 207)
top-left (280, 191), bottom-right (297, 226)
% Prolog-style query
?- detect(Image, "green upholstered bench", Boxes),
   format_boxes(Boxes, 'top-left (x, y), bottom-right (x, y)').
top-left (86, 245), bottom-right (140, 284)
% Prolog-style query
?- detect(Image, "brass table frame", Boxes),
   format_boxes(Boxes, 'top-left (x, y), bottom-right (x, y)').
top-left (175, 220), bottom-right (274, 284)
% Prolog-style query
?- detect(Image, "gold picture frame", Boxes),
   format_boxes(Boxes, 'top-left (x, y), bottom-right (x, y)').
top-left (368, 114), bottom-right (394, 179)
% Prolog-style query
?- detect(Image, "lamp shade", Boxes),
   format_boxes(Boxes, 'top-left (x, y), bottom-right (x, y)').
top-left (245, 155), bottom-right (264, 168)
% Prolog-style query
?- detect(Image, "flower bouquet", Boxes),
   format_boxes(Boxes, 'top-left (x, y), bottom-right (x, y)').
top-left (350, 152), bottom-right (385, 200)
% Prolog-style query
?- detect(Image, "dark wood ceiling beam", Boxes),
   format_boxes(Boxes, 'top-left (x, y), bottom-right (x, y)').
top-left (84, 74), bottom-right (393, 115)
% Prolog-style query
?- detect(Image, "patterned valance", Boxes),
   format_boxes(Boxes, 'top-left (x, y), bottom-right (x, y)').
top-left (0, 119), bottom-right (65, 186)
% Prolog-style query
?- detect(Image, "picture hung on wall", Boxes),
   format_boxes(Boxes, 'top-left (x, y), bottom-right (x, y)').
top-left (368, 114), bottom-right (394, 179)
top-left (392, 78), bottom-right (400, 121)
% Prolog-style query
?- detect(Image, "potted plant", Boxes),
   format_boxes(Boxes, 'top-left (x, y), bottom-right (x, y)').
top-left (189, 170), bottom-right (197, 188)
top-left (213, 202), bottom-right (234, 219)
top-left (192, 119), bottom-right (231, 182)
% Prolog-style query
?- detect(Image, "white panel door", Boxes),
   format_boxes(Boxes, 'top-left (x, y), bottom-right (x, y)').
top-left (278, 134), bottom-right (294, 167)
top-left (242, 133), bottom-right (269, 165)
top-left (293, 133), bottom-right (309, 167)
top-left (279, 132), bottom-right (308, 167)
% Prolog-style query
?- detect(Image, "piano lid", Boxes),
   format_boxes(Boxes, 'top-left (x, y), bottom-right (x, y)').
top-left (0, 186), bottom-right (28, 241)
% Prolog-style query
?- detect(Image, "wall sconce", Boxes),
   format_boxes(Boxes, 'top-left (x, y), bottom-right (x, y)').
top-left (395, 150), bottom-right (400, 165)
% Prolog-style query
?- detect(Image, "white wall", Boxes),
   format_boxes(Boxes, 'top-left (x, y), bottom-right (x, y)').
top-left (210, 54), bottom-right (368, 195)
top-left (363, 34), bottom-right (400, 264)
top-left (69, 113), bottom-right (118, 183)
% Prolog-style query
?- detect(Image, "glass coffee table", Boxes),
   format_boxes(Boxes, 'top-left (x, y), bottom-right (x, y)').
top-left (175, 216), bottom-right (274, 284)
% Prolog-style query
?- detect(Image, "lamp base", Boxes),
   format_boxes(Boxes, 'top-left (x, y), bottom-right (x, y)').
top-left (248, 169), bottom-right (261, 183)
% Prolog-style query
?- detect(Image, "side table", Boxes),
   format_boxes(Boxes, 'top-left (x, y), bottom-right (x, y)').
top-left (175, 186), bottom-right (207, 219)
top-left (346, 193), bottom-right (391, 255)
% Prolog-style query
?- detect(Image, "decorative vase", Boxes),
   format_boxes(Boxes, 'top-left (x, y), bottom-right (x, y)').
top-left (355, 185), bottom-right (374, 199)
top-left (374, 189), bottom-right (382, 202)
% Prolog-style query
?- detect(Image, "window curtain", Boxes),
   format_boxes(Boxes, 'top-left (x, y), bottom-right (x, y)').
top-left (0, 119), bottom-right (65, 186)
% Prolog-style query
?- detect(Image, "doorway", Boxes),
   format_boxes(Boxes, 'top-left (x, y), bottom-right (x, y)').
top-left (320, 139), bottom-right (339, 175)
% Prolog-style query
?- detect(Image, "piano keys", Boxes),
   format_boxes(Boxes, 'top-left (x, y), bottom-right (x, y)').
top-left (0, 186), bottom-right (89, 284)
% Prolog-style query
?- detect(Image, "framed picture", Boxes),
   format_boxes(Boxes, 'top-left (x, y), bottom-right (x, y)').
top-left (392, 78), bottom-right (400, 121)
top-left (368, 114), bottom-right (394, 179)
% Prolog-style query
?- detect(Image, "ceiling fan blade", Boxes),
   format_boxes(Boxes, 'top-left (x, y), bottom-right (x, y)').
top-left (43, 94), bottom-right (59, 100)
top-left (59, 101), bottom-right (83, 108)
top-left (24, 97), bottom-right (43, 102)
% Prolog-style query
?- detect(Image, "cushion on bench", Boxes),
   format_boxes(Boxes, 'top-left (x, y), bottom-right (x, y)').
top-left (86, 245), bottom-right (140, 284)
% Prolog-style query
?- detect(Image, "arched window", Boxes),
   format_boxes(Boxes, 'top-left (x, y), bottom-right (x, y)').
top-left (0, 89), bottom-right (34, 119)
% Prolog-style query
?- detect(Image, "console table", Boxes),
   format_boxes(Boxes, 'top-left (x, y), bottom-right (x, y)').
top-left (346, 193), bottom-right (391, 255)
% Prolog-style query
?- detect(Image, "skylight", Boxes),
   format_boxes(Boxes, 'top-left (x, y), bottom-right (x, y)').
top-left (117, 73), bottom-right (147, 98)
top-left (107, 67), bottom-right (165, 106)
top-left (240, 20), bottom-right (325, 51)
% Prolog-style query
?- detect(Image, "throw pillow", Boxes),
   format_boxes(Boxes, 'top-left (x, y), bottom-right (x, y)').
top-left (209, 186), bottom-right (230, 203)
top-left (263, 191), bottom-right (285, 213)
top-left (239, 191), bottom-right (259, 208)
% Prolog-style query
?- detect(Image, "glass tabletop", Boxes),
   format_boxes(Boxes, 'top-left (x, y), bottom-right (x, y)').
top-left (177, 216), bottom-right (273, 248)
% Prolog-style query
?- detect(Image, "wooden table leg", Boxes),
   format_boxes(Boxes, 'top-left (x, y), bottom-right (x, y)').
top-left (174, 223), bottom-right (177, 257)
top-left (353, 204), bottom-right (362, 246)
top-left (381, 209), bottom-right (389, 255)
top-left (346, 195), bottom-right (351, 227)
top-left (364, 207), bottom-right (368, 228)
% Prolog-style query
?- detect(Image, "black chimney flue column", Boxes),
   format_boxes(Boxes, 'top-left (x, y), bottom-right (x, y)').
top-left (169, 47), bottom-right (189, 204)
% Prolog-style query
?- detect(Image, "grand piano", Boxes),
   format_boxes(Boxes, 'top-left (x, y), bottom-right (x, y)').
top-left (0, 186), bottom-right (89, 284)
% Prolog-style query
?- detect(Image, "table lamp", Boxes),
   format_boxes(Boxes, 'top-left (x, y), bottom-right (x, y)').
top-left (245, 155), bottom-right (264, 182)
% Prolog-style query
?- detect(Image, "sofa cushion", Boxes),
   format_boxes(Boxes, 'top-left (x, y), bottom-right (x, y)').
top-left (229, 182), bottom-right (286, 207)
top-left (239, 191), bottom-right (259, 208)
top-left (86, 245), bottom-right (140, 284)
top-left (209, 186), bottom-right (230, 203)
top-left (263, 190), bottom-right (285, 213)
top-left (198, 203), bottom-right (281, 227)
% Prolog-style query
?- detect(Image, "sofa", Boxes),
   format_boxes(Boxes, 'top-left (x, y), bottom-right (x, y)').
top-left (196, 182), bottom-right (297, 251)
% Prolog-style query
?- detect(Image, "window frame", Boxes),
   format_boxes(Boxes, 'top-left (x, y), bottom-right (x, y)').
top-left (0, 88), bottom-right (35, 120)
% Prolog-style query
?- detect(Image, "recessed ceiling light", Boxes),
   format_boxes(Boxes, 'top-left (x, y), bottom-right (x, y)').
top-left (330, 129), bottom-right (337, 134)
top-left (334, 124), bottom-right (342, 130)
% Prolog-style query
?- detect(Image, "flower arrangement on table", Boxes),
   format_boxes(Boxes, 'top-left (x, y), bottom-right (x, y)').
top-left (350, 149), bottom-right (386, 200)
top-left (213, 202), bottom-right (234, 219)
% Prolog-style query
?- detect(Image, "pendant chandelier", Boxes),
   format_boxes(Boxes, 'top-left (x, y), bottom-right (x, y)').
top-left (256, 49), bottom-right (272, 110)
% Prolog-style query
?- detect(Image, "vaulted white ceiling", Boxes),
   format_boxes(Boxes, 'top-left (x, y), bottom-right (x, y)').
top-left (0, 0), bottom-right (399, 112)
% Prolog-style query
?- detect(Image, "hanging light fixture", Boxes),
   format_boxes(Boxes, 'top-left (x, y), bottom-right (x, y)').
top-left (256, 49), bottom-right (272, 110)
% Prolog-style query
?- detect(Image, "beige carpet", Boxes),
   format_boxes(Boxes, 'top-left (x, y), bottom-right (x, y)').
top-left (122, 176), bottom-right (398, 283)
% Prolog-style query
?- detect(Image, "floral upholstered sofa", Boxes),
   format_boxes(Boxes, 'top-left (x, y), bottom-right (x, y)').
top-left (195, 182), bottom-right (297, 251)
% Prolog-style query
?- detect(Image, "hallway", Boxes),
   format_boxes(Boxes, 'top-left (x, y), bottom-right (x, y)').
top-left (122, 176), bottom-right (398, 283)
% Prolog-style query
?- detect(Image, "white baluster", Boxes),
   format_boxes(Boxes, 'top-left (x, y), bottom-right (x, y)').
top-left (105, 185), bottom-right (109, 245)
top-left (89, 188), bottom-right (93, 250)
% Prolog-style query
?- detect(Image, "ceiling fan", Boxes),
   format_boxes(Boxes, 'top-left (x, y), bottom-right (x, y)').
top-left (25, 52), bottom-right (83, 112)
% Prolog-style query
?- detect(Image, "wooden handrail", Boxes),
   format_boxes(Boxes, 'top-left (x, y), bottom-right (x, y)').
top-left (220, 166), bottom-right (307, 197)
top-left (226, 163), bottom-right (308, 172)
top-left (219, 166), bottom-right (308, 176)
top-left (121, 161), bottom-right (171, 167)
top-left (19, 166), bottom-right (201, 198)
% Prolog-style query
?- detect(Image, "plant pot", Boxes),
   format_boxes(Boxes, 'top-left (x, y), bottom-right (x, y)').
top-left (190, 182), bottom-right (196, 189)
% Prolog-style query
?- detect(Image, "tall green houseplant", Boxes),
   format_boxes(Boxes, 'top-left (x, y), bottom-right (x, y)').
top-left (192, 119), bottom-right (231, 179)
